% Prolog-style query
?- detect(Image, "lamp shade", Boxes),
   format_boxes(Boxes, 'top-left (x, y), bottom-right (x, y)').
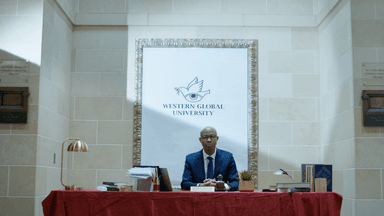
top-left (67, 140), bottom-right (88, 152)
top-left (273, 170), bottom-right (284, 175)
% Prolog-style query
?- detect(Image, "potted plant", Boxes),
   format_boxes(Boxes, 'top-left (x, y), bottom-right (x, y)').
top-left (238, 170), bottom-right (255, 192)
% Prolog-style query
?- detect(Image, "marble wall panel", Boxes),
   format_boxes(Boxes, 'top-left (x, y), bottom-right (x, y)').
top-left (340, 198), bottom-right (355, 216)
top-left (258, 98), bottom-right (268, 121)
top-left (341, 108), bottom-right (355, 140)
top-left (334, 79), bottom-right (352, 115)
top-left (148, 14), bottom-right (242, 26)
top-left (69, 121), bottom-right (98, 144)
top-left (35, 167), bottom-right (47, 196)
top-left (355, 169), bottom-right (381, 199)
top-left (127, 0), bottom-right (172, 14)
top-left (196, 26), bottom-right (243, 39)
top-left (0, 135), bottom-right (37, 165)
top-left (67, 169), bottom-right (97, 189)
top-left (291, 28), bottom-right (319, 50)
top-left (355, 138), bottom-right (384, 169)
top-left (219, 0), bottom-right (267, 14)
top-left (329, 115), bottom-right (343, 143)
top-left (355, 200), bottom-right (384, 216)
top-left (98, 121), bottom-right (132, 144)
top-left (258, 145), bottom-right (269, 171)
top-left (76, 50), bottom-right (125, 72)
top-left (332, 169), bottom-right (355, 199)
top-left (0, 166), bottom-right (8, 196)
top-left (269, 51), bottom-right (315, 74)
top-left (0, 198), bottom-right (35, 215)
top-left (71, 73), bottom-right (99, 96)
top-left (267, 0), bottom-right (313, 15)
top-left (100, 28), bottom-right (128, 49)
top-left (73, 145), bottom-right (122, 169)
top-left (173, 0), bottom-right (219, 14)
top-left (123, 98), bottom-right (134, 121)
top-left (377, 0), bottom-right (384, 18)
top-left (259, 74), bottom-right (292, 98)
top-left (0, 124), bottom-right (11, 134)
top-left (351, 0), bottom-right (375, 19)
top-left (37, 106), bottom-right (70, 141)
top-left (36, 136), bottom-right (61, 167)
top-left (292, 74), bottom-right (319, 97)
top-left (51, 55), bottom-right (71, 93)
top-left (0, 0), bottom-right (17, 15)
top-left (352, 19), bottom-right (384, 47)
top-left (323, 139), bottom-right (355, 169)
top-left (99, 73), bottom-right (127, 96)
top-left (46, 167), bottom-right (62, 192)
top-left (80, 0), bottom-right (126, 14)
top-left (269, 98), bottom-right (316, 121)
top-left (74, 97), bottom-right (123, 120)
top-left (9, 166), bottom-right (36, 196)
top-left (73, 26), bottom-right (100, 49)
top-left (122, 145), bottom-right (133, 169)
top-left (259, 122), bottom-right (291, 145)
top-left (292, 122), bottom-right (320, 145)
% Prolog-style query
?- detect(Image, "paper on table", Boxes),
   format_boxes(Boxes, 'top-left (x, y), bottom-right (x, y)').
top-left (126, 167), bottom-right (156, 180)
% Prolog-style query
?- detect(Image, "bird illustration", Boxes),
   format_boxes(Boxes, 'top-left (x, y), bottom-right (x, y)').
top-left (175, 77), bottom-right (210, 102)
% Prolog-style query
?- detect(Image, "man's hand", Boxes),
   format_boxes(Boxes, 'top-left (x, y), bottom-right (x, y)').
top-left (203, 178), bottom-right (216, 186)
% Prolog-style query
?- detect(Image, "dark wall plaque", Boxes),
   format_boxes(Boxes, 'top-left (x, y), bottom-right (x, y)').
top-left (0, 87), bottom-right (29, 123)
top-left (362, 90), bottom-right (384, 126)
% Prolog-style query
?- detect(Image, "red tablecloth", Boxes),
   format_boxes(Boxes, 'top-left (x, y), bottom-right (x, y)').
top-left (42, 190), bottom-right (342, 216)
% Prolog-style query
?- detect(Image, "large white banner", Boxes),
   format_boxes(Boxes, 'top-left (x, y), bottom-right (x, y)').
top-left (141, 47), bottom-right (248, 186)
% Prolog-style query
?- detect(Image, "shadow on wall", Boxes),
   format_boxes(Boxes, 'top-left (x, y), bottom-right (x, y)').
top-left (0, 49), bottom-right (40, 133)
top-left (0, 48), bottom-right (45, 216)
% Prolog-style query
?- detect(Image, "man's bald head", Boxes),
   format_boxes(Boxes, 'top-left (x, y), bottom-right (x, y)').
top-left (199, 126), bottom-right (219, 155)
top-left (200, 126), bottom-right (217, 137)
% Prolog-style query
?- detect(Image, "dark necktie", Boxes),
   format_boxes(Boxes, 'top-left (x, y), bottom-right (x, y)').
top-left (207, 156), bottom-right (213, 179)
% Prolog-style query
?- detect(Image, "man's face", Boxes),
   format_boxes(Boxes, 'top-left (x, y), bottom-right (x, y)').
top-left (199, 128), bottom-right (219, 155)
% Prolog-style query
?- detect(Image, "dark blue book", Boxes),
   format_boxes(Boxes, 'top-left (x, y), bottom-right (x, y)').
top-left (313, 164), bottom-right (332, 192)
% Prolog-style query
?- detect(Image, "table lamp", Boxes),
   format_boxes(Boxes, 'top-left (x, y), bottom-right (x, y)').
top-left (273, 168), bottom-right (294, 182)
top-left (60, 138), bottom-right (88, 190)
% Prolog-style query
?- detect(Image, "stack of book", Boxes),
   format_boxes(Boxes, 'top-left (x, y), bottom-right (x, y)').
top-left (272, 182), bottom-right (311, 192)
top-left (301, 164), bottom-right (332, 192)
top-left (102, 182), bottom-right (129, 191)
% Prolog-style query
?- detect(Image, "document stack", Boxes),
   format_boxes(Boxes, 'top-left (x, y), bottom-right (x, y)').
top-left (126, 167), bottom-right (157, 191)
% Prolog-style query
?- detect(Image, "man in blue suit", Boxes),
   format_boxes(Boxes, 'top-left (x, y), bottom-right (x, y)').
top-left (181, 126), bottom-right (239, 190)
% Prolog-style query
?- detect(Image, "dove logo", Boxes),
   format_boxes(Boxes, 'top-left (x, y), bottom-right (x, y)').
top-left (175, 77), bottom-right (211, 103)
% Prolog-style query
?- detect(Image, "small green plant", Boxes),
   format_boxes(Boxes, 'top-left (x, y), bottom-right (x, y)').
top-left (238, 170), bottom-right (253, 181)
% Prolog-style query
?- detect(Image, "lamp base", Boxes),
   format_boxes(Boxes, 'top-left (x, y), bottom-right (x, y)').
top-left (64, 185), bottom-right (75, 190)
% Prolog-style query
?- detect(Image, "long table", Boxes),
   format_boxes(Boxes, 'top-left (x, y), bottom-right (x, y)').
top-left (42, 190), bottom-right (343, 216)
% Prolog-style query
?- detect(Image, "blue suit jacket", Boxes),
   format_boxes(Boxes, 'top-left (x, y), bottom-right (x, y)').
top-left (181, 148), bottom-right (239, 190)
